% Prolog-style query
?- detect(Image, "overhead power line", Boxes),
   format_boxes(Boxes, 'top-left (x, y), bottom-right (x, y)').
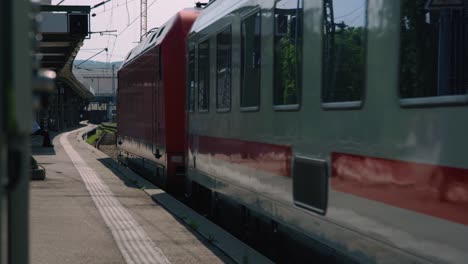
top-left (125, 0), bottom-right (131, 25)
top-left (116, 0), bottom-right (159, 37)
top-left (76, 48), bottom-right (108, 67)
top-left (92, 0), bottom-right (113, 10)
top-left (335, 4), bottom-right (364, 20)
top-left (93, 0), bottom-right (138, 16)
top-left (108, 0), bottom-right (159, 62)
top-left (105, 0), bottom-right (117, 63)
top-left (81, 48), bottom-right (108, 51)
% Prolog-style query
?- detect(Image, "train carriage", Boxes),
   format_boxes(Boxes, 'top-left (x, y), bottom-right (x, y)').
top-left (117, 8), bottom-right (200, 191)
top-left (186, 0), bottom-right (468, 263)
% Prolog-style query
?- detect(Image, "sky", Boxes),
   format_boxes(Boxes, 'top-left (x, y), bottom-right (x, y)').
top-left (333, 0), bottom-right (366, 27)
top-left (51, 0), bottom-right (198, 62)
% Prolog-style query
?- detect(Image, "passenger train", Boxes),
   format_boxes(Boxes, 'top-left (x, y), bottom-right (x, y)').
top-left (118, 1), bottom-right (468, 263)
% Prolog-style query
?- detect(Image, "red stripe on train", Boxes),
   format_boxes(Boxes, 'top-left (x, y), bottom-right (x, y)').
top-left (193, 135), bottom-right (468, 225)
top-left (196, 135), bottom-right (292, 177)
top-left (331, 152), bottom-right (468, 225)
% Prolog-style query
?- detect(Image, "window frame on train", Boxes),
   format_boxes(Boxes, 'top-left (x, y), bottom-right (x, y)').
top-left (157, 26), bottom-right (166, 38)
top-left (240, 8), bottom-right (262, 112)
top-left (197, 38), bottom-right (211, 112)
top-left (399, 0), bottom-right (468, 107)
top-left (216, 25), bottom-right (233, 113)
top-left (187, 46), bottom-right (196, 113)
top-left (273, 0), bottom-right (304, 111)
top-left (148, 32), bottom-right (157, 44)
top-left (321, 0), bottom-right (368, 110)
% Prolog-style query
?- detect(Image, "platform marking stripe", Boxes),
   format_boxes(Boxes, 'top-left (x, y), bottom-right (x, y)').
top-left (66, 137), bottom-right (164, 264)
top-left (83, 178), bottom-right (152, 263)
top-left (63, 133), bottom-right (166, 264)
top-left (60, 131), bottom-right (171, 264)
top-left (64, 141), bottom-right (155, 264)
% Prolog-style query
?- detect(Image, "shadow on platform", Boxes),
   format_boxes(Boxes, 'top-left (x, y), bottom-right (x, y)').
top-left (31, 124), bottom-right (87, 156)
top-left (95, 157), bottom-right (232, 263)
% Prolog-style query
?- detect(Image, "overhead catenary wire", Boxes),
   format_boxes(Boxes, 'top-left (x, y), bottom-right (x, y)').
top-left (115, 0), bottom-right (159, 37)
top-left (81, 50), bottom-right (126, 56)
top-left (125, 0), bottom-right (131, 25)
top-left (105, 0), bottom-right (117, 63)
top-left (76, 48), bottom-right (108, 67)
top-left (346, 13), bottom-right (364, 25)
top-left (108, 0), bottom-right (159, 62)
top-left (334, 4), bottom-right (365, 19)
top-left (91, 0), bottom-right (113, 10)
top-left (81, 48), bottom-right (109, 51)
top-left (84, 0), bottom-right (159, 63)
top-left (93, 0), bottom-right (137, 16)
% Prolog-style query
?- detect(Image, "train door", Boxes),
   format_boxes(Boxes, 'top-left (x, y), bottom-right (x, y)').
top-left (186, 45), bottom-right (197, 172)
top-left (152, 46), bottom-right (165, 185)
top-left (152, 47), bottom-right (160, 157)
top-left (157, 47), bottom-right (165, 153)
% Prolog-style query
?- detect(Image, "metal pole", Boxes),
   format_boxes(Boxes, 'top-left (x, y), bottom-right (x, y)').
top-left (7, 0), bottom-right (32, 263)
top-left (112, 64), bottom-right (116, 104)
top-left (0, 0), bottom-right (10, 260)
top-left (140, 0), bottom-right (147, 38)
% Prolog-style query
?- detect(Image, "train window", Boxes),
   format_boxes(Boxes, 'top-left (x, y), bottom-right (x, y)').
top-left (188, 48), bottom-right (196, 112)
top-left (149, 32), bottom-right (157, 43)
top-left (273, 0), bottom-right (303, 109)
top-left (157, 26), bottom-right (165, 38)
top-left (399, 0), bottom-right (468, 104)
top-left (216, 26), bottom-right (232, 111)
top-left (241, 11), bottom-right (262, 110)
top-left (125, 52), bottom-right (132, 61)
top-left (198, 40), bottom-right (210, 112)
top-left (322, 0), bottom-right (367, 107)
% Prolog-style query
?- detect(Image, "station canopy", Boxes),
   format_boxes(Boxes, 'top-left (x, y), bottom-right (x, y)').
top-left (38, 5), bottom-right (94, 99)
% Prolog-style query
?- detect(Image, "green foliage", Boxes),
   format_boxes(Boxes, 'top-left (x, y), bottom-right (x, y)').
top-left (86, 130), bottom-right (103, 145)
top-left (86, 124), bottom-right (116, 146)
top-left (100, 123), bottom-right (117, 135)
top-left (279, 36), bottom-right (298, 104)
top-left (399, 0), bottom-right (439, 98)
top-left (102, 122), bottom-right (117, 129)
top-left (324, 25), bottom-right (365, 102)
top-left (334, 27), bottom-right (364, 100)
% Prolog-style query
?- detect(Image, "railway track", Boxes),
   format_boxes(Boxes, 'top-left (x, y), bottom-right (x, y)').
top-left (96, 126), bottom-right (119, 160)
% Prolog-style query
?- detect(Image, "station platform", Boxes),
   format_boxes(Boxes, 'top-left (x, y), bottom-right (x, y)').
top-left (30, 125), bottom-right (252, 264)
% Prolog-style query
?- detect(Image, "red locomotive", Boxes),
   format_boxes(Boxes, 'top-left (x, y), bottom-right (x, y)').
top-left (117, 8), bottom-right (200, 191)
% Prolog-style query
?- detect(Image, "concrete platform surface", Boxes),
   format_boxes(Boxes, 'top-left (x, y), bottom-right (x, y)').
top-left (30, 127), bottom-right (232, 264)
